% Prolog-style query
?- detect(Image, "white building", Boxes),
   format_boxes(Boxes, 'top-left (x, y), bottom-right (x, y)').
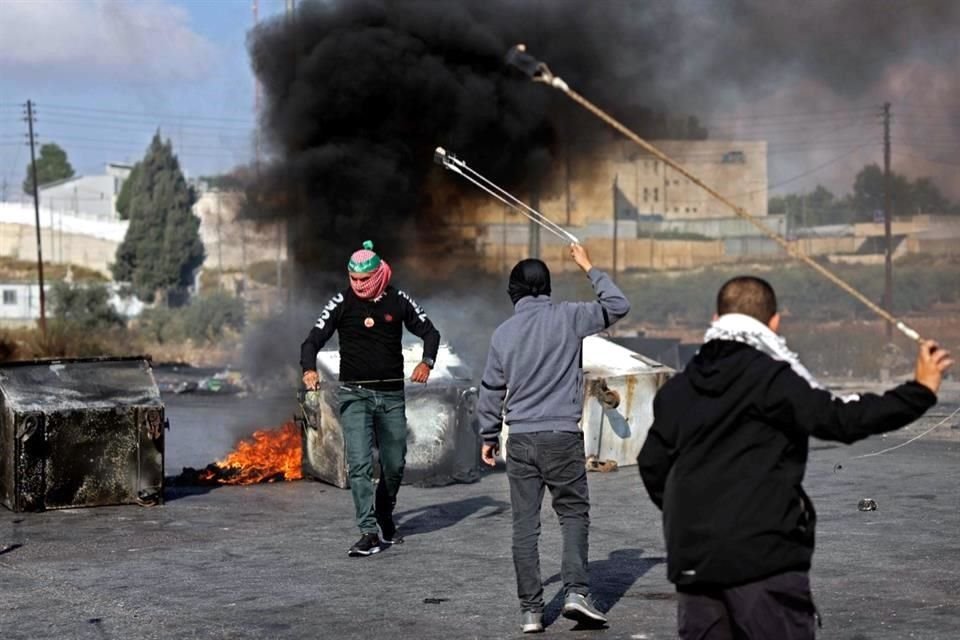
top-left (0, 282), bottom-right (144, 326)
top-left (38, 162), bottom-right (133, 222)
top-left (0, 283), bottom-right (44, 324)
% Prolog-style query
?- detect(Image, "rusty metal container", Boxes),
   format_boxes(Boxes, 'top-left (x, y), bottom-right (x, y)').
top-left (0, 356), bottom-right (165, 512)
top-left (299, 344), bottom-right (480, 488)
top-left (579, 336), bottom-right (673, 467)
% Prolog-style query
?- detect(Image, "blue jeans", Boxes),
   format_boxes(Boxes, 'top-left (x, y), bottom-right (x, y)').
top-left (506, 431), bottom-right (590, 613)
top-left (337, 387), bottom-right (407, 534)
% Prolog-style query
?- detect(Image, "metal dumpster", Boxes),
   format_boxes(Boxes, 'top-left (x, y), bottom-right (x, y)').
top-left (300, 344), bottom-right (480, 488)
top-left (0, 356), bottom-right (165, 512)
top-left (580, 336), bottom-right (673, 466)
top-left (500, 336), bottom-right (673, 468)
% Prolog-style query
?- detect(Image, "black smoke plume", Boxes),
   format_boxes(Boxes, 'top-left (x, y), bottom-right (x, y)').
top-left (246, 0), bottom-right (960, 277)
top-left (245, 0), bottom-right (704, 276)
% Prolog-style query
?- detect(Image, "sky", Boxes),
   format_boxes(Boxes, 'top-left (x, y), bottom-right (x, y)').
top-left (0, 0), bottom-right (284, 194)
top-left (1, 0), bottom-right (957, 202)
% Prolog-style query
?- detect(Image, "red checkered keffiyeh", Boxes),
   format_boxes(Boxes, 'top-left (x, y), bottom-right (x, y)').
top-left (348, 242), bottom-right (391, 300)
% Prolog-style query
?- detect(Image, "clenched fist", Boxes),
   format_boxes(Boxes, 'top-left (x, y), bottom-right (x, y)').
top-left (570, 243), bottom-right (593, 272)
top-left (914, 340), bottom-right (953, 395)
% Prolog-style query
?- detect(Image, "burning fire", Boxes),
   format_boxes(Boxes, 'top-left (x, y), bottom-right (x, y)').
top-left (200, 421), bottom-right (303, 485)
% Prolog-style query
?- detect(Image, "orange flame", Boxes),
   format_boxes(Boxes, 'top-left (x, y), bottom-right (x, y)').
top-left (201, 421), bottom-right (303, 485)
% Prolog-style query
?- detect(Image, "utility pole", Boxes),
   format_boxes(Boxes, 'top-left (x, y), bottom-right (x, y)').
top-left (252, 0), bottom-right (261, 171)
top-left (882, 102), bottom-right (893, 339)
top-left (612, 175), bottom-right (619, 282)
top-left (216, 190), bottom-right (223, 274)
top-left (528, 180), bottom-right (541, 260)
top-left (25, 100), bottom-right (46, 336)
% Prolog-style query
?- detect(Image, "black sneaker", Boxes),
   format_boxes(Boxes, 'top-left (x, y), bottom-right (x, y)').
top-left (348, 533), bottom-right (382, 557)
top-left (377, 514), bottom-right (404, 545)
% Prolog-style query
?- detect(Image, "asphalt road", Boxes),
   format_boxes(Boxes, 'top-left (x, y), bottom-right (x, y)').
top-left (1, 392), bottom-right (958, 639)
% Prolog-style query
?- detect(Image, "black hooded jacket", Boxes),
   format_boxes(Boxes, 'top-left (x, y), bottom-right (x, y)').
top-left (638, 340), bottom-right (937, 587)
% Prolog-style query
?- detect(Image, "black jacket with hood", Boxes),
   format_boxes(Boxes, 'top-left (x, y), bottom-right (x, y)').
top-left (637, 340), bottom-right (937, 588)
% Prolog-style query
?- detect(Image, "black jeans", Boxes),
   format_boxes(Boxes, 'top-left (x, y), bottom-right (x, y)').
top-left (677, 571), bottom-right (818, 640)
top-left (506, 431), bottom-right (590, 613)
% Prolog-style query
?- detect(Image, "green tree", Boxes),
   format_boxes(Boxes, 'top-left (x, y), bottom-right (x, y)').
top-left (112, 133), bottom-right (205, 305)
top-left (22, 143), bottom-right (75, 193)
top-left (49, 282), bottom-right (125, 330)
top-left (909, 177), bottom-right (950, 215)
top-left (115, 163), bottom-right (142, 220)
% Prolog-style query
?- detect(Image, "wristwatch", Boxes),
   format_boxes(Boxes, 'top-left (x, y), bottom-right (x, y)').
top-left (421, 357), bottom-right (435, 369)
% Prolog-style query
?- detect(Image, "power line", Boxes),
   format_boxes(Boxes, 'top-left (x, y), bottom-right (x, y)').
top-left (703, 106), bottom-right (877, 123)
top-left (38, 114), bottom-right (253, 135)
top-left (727, 141), bottom-right (877, 198)
top-left (41, 103), bottom-right (254, 124)
top-left (892, 150), bottom-right (960, 167)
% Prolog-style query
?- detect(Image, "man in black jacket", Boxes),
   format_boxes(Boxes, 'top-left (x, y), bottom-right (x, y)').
top-left (301, 241), bottom-right (440, 558)
top-left (638, 275), bottom-right (952, 640)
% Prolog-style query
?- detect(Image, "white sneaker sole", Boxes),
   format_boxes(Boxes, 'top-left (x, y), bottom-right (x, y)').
top-left (347, 546), bottom-right (381, 557)
top-left (562, 603), bottom-right (607, 624)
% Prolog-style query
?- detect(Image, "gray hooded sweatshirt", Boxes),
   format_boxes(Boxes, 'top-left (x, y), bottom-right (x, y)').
top-left (477, 268), bottom-right (630, 443)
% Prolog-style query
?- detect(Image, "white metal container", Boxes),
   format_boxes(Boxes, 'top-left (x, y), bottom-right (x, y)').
top-left (302, 343), bottom-right (480, 488)
top-left (579, 336), bottom-right (673, 466)
top-left (501, 336), bottom-right (673, 468)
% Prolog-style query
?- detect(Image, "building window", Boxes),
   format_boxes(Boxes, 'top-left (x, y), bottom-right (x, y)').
top-left (643, 187), bottom-right (649, 202)
top-left (3, 289), bottom-right (17, 305)
top-left (675, 207), bottom-right (680, 213)
top-left (653, 188), bottom-right (658, 202)
top-left (674, 179), bottom-right (680, 185)
top-left (722, 150), bottom-right (746, 164)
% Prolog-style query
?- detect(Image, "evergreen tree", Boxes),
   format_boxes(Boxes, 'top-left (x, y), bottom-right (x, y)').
top-left (115, 163), bottom-right (142, 220)
top-left (23, 143), bottom-right (74, 193)
top-left (112, 134), bottom-right (205, 304)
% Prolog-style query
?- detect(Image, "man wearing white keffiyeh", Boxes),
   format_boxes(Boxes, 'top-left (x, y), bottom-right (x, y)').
top-left (638, 275), bottom-right (952, 640)
top-left (704, 312), bottom-right (859, 402)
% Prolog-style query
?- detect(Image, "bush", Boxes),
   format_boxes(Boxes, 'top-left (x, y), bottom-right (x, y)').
top-left (49, 282), bottom-right (126, 330)
top-left (138, 292), bottom-right (245, 345)
top-left (137, 305), bottom-right (186, 345)
top-left (183, 292), bottom-right (245, 343)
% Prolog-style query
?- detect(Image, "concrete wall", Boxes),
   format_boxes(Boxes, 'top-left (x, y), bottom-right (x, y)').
top-left (637, 214), bottom-right (786, 239)
top-left (0, 222), bottom-right (119, 276)
top-left (476, 237), bottom-right (725, 273)
top-left (193, 191), bottom-right (288, 272)
top-left (795, 236), bottom-right (860, 256)
top-left (906, 237), bottom-right (960, 256)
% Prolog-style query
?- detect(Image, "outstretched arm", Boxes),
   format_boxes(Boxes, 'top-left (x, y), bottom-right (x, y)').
top-left (763, 341), bottom-right (950, 443)
top-left (568, 244), bottom-right (631, 338)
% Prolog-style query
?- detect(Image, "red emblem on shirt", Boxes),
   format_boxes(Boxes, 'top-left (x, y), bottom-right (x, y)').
top-left (384, 313), bottom-right (394, 322)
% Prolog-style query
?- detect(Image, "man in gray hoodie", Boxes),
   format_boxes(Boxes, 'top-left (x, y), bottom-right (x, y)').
top-left (478, 243), bottom-right (631, 634)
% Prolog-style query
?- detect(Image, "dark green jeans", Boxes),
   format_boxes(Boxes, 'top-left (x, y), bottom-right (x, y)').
top-left (337, 387), bottom-right (407, 534)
